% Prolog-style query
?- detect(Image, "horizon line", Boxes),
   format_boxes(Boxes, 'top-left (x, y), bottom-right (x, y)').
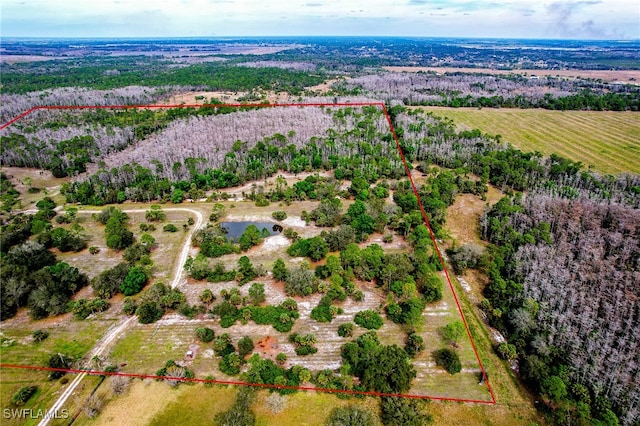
top-left (2, 35), bottom-right (639, 42)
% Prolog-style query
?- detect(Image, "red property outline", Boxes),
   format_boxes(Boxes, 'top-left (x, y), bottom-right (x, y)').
top-left (0, 102), bottom-right (496, 404)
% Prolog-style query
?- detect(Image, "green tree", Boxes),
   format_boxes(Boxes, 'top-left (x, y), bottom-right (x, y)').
top-left (248, 283), bottom-right (265, 305)
top-left (163, 223), bottom-right (178, 232)
top-left (91, 262), bottom-right (130, 299)
top-left (104, 208), bottom-right (134, 250)
top-left (440, 321), bottom-right (465, 346)
top-left (120, 266), bottom-right (147, 296)
top-left (195, 327), bottom-right (215, 342)
top-left (354, 310), bottom-right (383, 330)
top-left (434, 348), bottom-right (461, 374)
top-left (209, 203), bottom-right (226, 222)
top-left (360, 345), bottom-right (416, 393)
top-left (341, 332), bottom-right (416, 394)
top-left (237, 256), bottom-right (256, 285)
top-left (405, 332), bottom-right (425, 358)
top-left (307, 236), bottom-right (328, 261)
top-left (33, 330), bottom-right (49, 342)
top-left (238, 224), bottom-right (263, 251)
top-left (272, 258), bottom-right (288, 282)
top-left (145, 205), bottom-right (166, 222)
top-left (271, 211), bottom-right (287, 221)
top-left (380, 397), bottom-right (432, 426)
top-left (199, 289), bottom-right (216, 305)
top-left (47, 353), bottom-right (73, 380)
top-left (284, 266), bottom-right (318, 296)
top-left (238, 336), bottom-right (254, 357)
top-left (541, 375), bottom-right (567, 403)
top-left (135, 301), bottom-right (163, 324)
top-left (171, 189), bottom-right (184, 204)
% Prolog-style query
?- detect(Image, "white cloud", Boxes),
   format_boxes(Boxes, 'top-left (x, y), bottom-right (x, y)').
top-left (1, 0), bottom-right (638, 38)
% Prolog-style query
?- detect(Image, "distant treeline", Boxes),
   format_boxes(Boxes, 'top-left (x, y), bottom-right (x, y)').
top-left (408, 91), bottom-right (640, 111)
top-left (1, 60), bottom-right (324, 95)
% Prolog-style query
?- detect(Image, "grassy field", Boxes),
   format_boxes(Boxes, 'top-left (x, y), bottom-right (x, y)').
top-left (418, 108), bottom-right (640, 175)
top-left (0, 316), bottom-right (116, 426)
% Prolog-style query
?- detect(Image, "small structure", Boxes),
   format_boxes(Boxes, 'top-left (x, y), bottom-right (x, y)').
top-left (185, 350), bottom-right (194, 361)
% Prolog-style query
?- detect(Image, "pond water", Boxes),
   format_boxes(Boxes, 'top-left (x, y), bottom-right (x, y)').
top-left (219, 221), bottom-right (283, 241)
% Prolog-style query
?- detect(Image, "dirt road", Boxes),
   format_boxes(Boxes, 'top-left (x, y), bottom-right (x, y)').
top-left (37, 207), bottom-right (202, 426)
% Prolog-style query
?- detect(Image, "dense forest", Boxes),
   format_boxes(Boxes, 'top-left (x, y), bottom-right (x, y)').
top-left (480, 191), bottom-right (639, 425)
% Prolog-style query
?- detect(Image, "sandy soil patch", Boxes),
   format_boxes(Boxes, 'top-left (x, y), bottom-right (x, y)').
top-left (262, 234), bottom-right (290, 250)
top-left (383, 66), bottom-right (640, 83)
top-left (255, 336), bottom-right (281, 359)
top-left (281, 217), bottom-right (307, 227)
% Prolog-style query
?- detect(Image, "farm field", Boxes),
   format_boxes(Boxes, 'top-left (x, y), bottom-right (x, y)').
top-left (418, 108), bottom-right (640, 175)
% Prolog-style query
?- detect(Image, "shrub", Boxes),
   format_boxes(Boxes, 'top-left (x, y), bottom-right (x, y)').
top-left (271, 211), bottom-right (287, 221)
top-left (434, 348), bottom-right (461, 374)
top-left (380, 396), bottom-right (432, 426)
top-left (338, 323), bottom-right (355, 338)
top-left (238, 336), bottom-right (254, 357)
top-left (219, 352), bottom-right (242, 375)
top-left (326, 405), bottom-right (377, 426)
top-left (354, 310), bottom-right (383, 330)
top-left (204, 374), bottom-right (215, 388)
top-left (295, 345), bottom-right (318, 356)
top-left (68, 298), bottom-right (110, 320)
top-left (248, 283), bottom-right (265, 305)
top-left (135, 301), bottom-right (163, 324)
top-left (163, 223), bottom-right (178, 232)
top-left (440, 321), bottom-right (465, 346)
top-left (48, 353), bottom-right (73, 380)
top-left (123, 298), bottom-right (138, 315)
top-left (289, 333), bottom-right (318, 356)
top-left (405, 333), bottom-right (425, 358)
top-left (276, 353), bottom-right (287, 365)
top-left (11, 385), bottom-right (38, 406)
top-left (32, 330), bottom-right (49, 342)
top-left (195, 327), bottom-right (215, 343)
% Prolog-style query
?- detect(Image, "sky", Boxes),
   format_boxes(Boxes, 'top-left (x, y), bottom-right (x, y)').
top-left (1, 0), bottom-right (638, 39)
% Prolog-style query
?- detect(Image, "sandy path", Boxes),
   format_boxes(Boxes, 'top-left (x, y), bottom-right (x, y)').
top-left (37, 207), bottom-right (202, 426)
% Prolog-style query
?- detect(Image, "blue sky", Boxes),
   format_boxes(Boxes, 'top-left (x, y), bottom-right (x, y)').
top-left (1, 0), bottom-right (638, 39)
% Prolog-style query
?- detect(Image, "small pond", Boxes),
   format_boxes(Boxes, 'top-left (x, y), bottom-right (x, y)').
top-left (219, 221), bottom-right (283, 241)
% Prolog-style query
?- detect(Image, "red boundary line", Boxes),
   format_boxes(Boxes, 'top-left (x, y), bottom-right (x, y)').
top-left (0, 102), bottom-right (496, 405)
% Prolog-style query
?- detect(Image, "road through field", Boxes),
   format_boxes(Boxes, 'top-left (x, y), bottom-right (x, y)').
top-left (37, 207), bottom-right (202, 426)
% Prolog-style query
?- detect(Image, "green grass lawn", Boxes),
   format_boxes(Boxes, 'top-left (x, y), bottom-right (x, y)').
top-left (419, 108), bottom-right (640, 175)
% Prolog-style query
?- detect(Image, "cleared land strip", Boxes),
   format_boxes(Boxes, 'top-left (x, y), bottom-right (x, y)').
top-left (418, 108), bottom-right (640, 174)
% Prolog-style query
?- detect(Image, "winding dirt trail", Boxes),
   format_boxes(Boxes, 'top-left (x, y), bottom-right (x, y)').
top-left (37, 207), bottom-right (202, 426)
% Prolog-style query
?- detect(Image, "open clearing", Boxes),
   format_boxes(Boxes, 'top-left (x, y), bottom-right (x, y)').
top-left (417, 107), bottom-right (640, 175)
top-left (383, 66), bottom-right (640, 83)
